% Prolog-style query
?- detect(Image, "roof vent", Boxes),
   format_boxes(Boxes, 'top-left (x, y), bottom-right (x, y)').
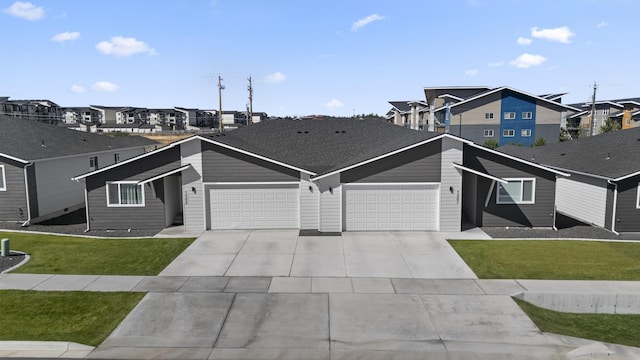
top-left (531, 154), bottom-right (535, 161)
top-left (41, 140), bottom-right (46, 147)
top-left (560, 153), bottom-right (566, 156)
top-left (606, 152), bottom-right (610, 160)
top-left (304, 131), bottom-right (309, 134)
top-left (341, 131), bottom-right (346, 133)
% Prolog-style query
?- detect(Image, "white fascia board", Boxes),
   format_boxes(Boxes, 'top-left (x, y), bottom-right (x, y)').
top-left (437, 94), bottom-right (465, 102)
top-left (613, 170), bottom-right (640, 182)
top-left (448, 86), bottom-right (582, 113)
top-left (311, 134), bottom-right (466, 182)
top-left (138, 164), bottom-right (192, 185)
top-left (569, 110), bottom-right (589, 118)
top-left (197, 136), bottom-right (316, 175)
top-left (452, 163), bottom-right (507, 184)
top-left (0, 152), bottom-right (29, 164)
top-left (71, 136), bottom-right (195, 181)
top-left (468, 143), bottom-right (571, 177)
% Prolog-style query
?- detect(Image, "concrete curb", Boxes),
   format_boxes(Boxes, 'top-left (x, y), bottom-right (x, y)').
top-left (0, 341), bottom-right (94, 358)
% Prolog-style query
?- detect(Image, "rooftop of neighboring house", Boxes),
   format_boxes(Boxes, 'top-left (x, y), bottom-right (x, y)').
top-left (498, 127), bottom-right (640, 179)
top-left (0, 115), bottom-right (157, 162)
top-left (201, 118), bottom-right (441, 174)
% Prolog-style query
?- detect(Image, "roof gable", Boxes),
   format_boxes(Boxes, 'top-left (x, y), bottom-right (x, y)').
top-left (0, 115), bottom-right (157, 161)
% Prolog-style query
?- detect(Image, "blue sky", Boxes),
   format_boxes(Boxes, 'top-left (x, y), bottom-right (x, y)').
top-left (1, 0), bottom-right (636, 117)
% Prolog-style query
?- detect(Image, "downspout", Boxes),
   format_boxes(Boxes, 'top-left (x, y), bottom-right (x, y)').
top-left (552, 175), bottom-right (559, 231)
top-left (607, 179), bottom-right (619, 235)
top-left (83, 187), bottom-right (90, 232)
top-left (21, 162), bottom-right (34, 227)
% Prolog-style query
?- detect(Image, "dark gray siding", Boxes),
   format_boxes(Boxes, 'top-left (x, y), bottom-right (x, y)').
top-left (612, 176), bottom-right (640, 232)
top-left (341, 140), bottom-right (441, 183)
top-left (201, 142), bottom-right (299, 182)
top-left (604, 183), bottom-right (615, 230)
top-left (86, 147), bottom-right (181, 230)
top-left (463, 145), bottom-right (557, 227)
top-left (26, 164), bottom-right (38, 218)
top-left (0, 158), bottom-right (27, 221)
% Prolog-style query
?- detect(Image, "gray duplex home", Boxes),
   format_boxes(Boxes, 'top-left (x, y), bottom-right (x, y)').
top-left (0, 115), bottom-right (156, 225)
top-left (72, 118), bottom-right (568, 233)
top-left (501, 127), bottom-right (640, 233)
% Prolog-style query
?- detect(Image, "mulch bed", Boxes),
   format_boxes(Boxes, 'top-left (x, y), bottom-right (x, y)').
top-left (0, 252), bottom-right (26, 273)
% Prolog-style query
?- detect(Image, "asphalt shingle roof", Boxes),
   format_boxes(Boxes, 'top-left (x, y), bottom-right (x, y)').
top-left (202, 118), bottom-right (440, 175)
top-left (0, 115), bottom-right (157, 161)
top-left (498, 127), bottom-right (640, 179)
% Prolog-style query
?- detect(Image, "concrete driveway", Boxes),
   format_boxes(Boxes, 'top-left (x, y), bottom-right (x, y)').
top-left (159, 229), bottom-right (488, 279)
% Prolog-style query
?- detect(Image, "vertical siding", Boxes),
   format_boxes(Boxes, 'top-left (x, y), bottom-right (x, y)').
top-left (462, 171), bottom-right (478, 225)
top-left (317, 173), bottom-right (341, 232)
top-left (556, 175), bottom-right (607, 227)
top-left (299, 173), bottom-right (319, 230)
top-left (464, 144), bottom-right (556, 227)
top-left (439, 137), bottom-right (462, 231)
top-left (0, 159), bottom-right (27, 221)
top-left (341, 141), bottom-right (441, 183)
top-left (181, 140), bottom-right (205, 231)
top-left (612, 177), bottom-right (640, 232)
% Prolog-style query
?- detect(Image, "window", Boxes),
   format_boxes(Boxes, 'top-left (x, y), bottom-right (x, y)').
top-left (89, 156), bottom-right (98, 171)
top-left (114, 153), bottom-right (120, 163)
top-left (626, 119), bottom-right (631, 125)
top-left (522, 112), bottom-right (533, 119)
top-left (0, 165), bottom-right (6, 191)
top-left (603, 109), bottom-right (610, 115)
top-left (483, 129), bottom-right (494, 137)
top-left (497, 178), bottom-right (535, 204)
top-left (485, 112), bottom-right (494, 119)
top-left (521, 129), bottom-right (532, 137)
top-left (503, 129), bottom-right (515, 137)
top-left (107, 182), bottom-right (145, 207)
top-left (504, 112), bottom-right (516, 120)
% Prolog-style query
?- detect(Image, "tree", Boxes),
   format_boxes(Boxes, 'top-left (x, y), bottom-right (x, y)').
top-left (533, 137), bottom-right (546, 147)
top-left (483, 139), bottom-right (500, 149)
top-left (600, 118), bottom-right (621, 134)
top-left (559, 128), bottom-right (572, 142)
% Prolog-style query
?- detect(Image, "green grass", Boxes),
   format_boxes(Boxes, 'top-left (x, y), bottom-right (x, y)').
top-left (448, 240), bottom-right (640, 280)
top-left (0, 231), bottom-right (194, 275)
top-left (0, 290), bottom-right (144, 346)
top-left (514, 298), bottom-right (640, 347)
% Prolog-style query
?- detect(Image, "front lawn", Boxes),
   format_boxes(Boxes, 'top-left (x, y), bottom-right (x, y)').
top-left (0, 290), bottom-right (144, 346)
top-left (448, 240), bottom-right (640, 280)
top-left (514, 298), bottom-right (640, 348)
top-left (0, 231), bottom-right (194, 275)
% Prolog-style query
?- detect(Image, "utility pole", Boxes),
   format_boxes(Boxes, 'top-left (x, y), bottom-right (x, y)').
top-left (589, 82), bottom-right (598, 136)
top-left (218, 75), bottom-right (225, 133)
top-left (247, 76), bottom-right (253, 125)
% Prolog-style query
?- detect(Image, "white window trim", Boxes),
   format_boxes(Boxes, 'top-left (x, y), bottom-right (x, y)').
top-left (106, 181), bottom-right (145, 207)
top-left (485, 112), bottom-right (494, 119)
top-left (503, 129), bottom-right (515, 137)
top-left (636, 182), bottom-right (640, 209)
top-left (504, 112), bottom-right (516, 120)
top-left (0, 165), bottom-right (6, 191)
top-left (522, 112), bottom-right (533, 119)
top-left (521, 129), bottom-right (532, 137)
top-left (483, 129), bottom-right (494, 137)
top-left (496, 178), bottom-right (536, 205)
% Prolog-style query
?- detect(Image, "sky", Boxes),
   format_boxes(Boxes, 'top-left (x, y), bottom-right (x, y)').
top-left (1, 0), bottom-right (637, 117)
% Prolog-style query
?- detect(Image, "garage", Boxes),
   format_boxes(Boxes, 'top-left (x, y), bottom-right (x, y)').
top-left (343, 184), bottom-right (440, 231)
top-left (208, 184), bottom-right (299, 229)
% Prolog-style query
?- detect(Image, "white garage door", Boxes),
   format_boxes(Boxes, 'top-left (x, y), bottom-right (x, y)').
top-left (343, 184), bottom-right (439, 231)
top-left (209, 184), bottom-right (299, 229)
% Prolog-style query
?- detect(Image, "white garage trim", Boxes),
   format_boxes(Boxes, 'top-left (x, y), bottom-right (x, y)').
top-left (342, 183), bottom-right (440, 231)
top-left (207, 183), bottom-right (300, 229)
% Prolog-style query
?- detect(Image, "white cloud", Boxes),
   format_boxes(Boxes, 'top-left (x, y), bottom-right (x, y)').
top-left (265, 72), bottom-right (286, 84)
top-left (51, 31), bottom-right (80, 43)
top-left (351, 14), bottom-right (385, 31)
top-left (70, 85), bottom-right (85, 93)
top-left (517, 37), bottom-right (532, 45)
top-left (530, 26), bottom-right (575, 43)
top-left (597, 21), bottom-right (608, 28)
top-left (510, 53), bottom-right (547, 68)
top-left (324, 98), bottom-right (343, 109)
top-left (465, 69), bottom-right (478, 76)
top-left (488, 61), bottom-right (504, 68)
top-left (3, 1), bottom-right (44, 20)
top-left (96, 36), bottom-right (157, 57)
top-left (92, 81), bottom-right (119, 92)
